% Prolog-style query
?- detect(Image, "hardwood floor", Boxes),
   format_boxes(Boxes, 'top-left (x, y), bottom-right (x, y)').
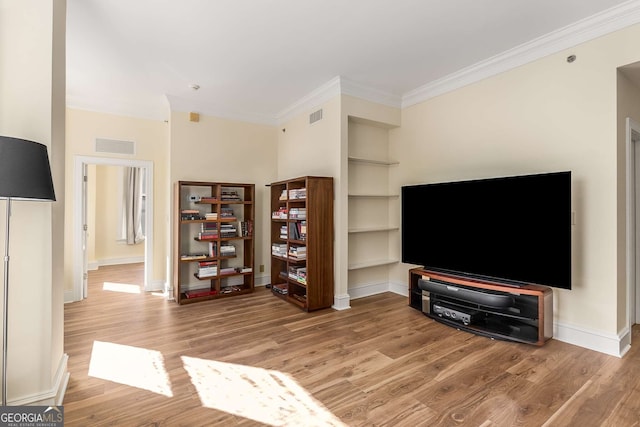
top-left (63, 263), bottom-right (640, 426)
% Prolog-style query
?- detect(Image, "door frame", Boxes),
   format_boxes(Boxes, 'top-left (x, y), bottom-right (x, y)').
top-left (626, 117), bottom-right (640, 335)
top-left (73, 155), bottom-right (154, 301)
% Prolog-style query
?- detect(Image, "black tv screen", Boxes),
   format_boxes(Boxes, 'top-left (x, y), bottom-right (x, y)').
top-left (401, 171), bottom-right (572, 289)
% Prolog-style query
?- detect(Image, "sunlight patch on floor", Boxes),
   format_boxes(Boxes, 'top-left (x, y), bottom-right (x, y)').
top-left (102, 282), bottom-right (142, 294)
top-left (181, 356), bottom-right (346, 426)
top-left (89, 341), bottom-right (173, 397)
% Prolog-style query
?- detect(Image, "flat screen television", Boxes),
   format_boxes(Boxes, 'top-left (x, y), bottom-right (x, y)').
top-left (401, 171), bottom-right (572, 289)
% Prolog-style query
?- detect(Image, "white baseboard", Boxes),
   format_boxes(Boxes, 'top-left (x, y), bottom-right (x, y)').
top-left (332, 294), bottom-right (351, 310)
top-left (64, 289), bottom-right (76, 304)
top-left (348, 280), bottom-right (407, 300)
top-left (94, 256), bottom-right (145, 267)
top-left (10, 353), bottom-right (69, 406)
top-left (347, 280), bottom-right (630, 358)
top-left (553, 321), bottom-right (628, 358)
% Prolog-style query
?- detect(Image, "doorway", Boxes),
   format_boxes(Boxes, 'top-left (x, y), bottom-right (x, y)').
top-left (73, 156), bottom-right (154, 301)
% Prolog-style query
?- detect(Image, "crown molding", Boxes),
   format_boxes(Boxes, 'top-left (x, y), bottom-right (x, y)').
top-left (402, 0), bottom-right (640, 108)
top-left (276, 76), bottom-right (342, 125)
top-left (166, 94), bottom-right (278, 126)
top-left (66, 95), bottom-right (169, 122)
top-left (276, 76), bottom-right (401, 125)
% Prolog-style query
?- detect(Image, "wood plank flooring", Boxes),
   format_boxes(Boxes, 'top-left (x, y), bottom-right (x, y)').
top-left (63, 263), bottom-right (640, 426)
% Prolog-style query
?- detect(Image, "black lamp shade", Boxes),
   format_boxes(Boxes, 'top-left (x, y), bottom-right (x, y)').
top-left (0, 136), bottom-right (56, 201)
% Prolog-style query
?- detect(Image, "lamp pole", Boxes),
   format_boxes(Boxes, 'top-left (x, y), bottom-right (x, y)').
top-left (2, 198), bottom-right (10, 406)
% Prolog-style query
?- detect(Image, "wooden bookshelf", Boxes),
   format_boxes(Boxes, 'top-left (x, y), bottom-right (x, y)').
top-left (270, 176), bottom-right (334, 311)
top-left (173, 181), bottom-right (254, 304)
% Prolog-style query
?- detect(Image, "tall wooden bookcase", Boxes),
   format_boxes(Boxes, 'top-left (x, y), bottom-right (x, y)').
top-left (270, 176), bottom-right (334, 311)
top-left (173, 181), bottom-right (254, 304)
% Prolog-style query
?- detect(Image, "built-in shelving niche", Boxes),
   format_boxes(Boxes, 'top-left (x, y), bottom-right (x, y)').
top-left (347, 117), bottom-right (399, 294)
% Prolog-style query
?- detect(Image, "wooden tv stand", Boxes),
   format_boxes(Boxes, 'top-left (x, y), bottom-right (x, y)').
top-left (409, 268), bottom-right (553, 346)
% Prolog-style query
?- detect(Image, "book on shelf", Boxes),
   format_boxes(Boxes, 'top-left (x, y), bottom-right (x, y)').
top-left (220, 243), bottom-right (236, 256)
top-left (239, 220), bottom-right (252, 237)
top-left (181, 253), bottom-right (207, 261)
top-left (289, 208), bottom-right (306, 219)
top-left (291, 294), bottom-right (307, 303)
top-left (181, 209), bottom-right (202, 220)
top-left (272, 283), bottom-right (288, 295)
top-left (288, 245), bottom-right (306, 260)
top-left (185, 289), bottom-right (217, 299)
top-left (236, 266), bottom-right (252, 273)
top-left (220, 223), bottom-right (237, 237)
top-left (204, 212), bottom-right (218, 220)
top-left (221, 189), bottom-right (241, 201)
top-left (288, 188), bottom-right (306, 199)
top-left (288, 221), bottom-right (306, 241)
top-left (220, 207), bottom-right (236, 220)
top-left (209, 242), bottom-right (217, 257)
top-left (197, 260), bottom-right (218, 277)
top-left (272, 207), bottom-right (287, 219)
top-left (197, 232), bottom-right (218, 240)
top-left (220, 267), bottom-right (236, 275)
top-left (279, 189), bottom-right (287, 200)
top-left (288, 266), bottom-right (307, 284)
top-left (271, 243), bottom-right (287, 257)
top-left (199, 197), bottom-right (218, 204)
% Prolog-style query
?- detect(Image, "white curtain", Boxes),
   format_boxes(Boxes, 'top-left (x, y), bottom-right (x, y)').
top-left (122, 167), bottom-right (145, 245)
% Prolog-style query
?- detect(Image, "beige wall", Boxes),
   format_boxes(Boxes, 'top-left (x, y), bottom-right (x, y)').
top-left (277, 98), bottom-right (344, 299)
top-left (92, 165), bottom-right (145, 265)
top-left (616, 66), bottom-right (640, 331)
top-left (0, 0), bottom-right (66, 404)
top-left (393, 24), bottom-right (640, 342)
top-left (65, 108), bottom-right (169, 291)
top-left (169, 111), bottom-right (278, 288)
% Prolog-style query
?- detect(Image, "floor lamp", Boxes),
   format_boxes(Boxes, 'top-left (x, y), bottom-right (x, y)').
top-left (0, 137), bottom-right (56, 406)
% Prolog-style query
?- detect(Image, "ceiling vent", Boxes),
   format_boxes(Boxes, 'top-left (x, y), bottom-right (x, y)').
top-left (95, 138), bottom-right (135, 155)
top-left (309, 109), bottom-right (323, 125)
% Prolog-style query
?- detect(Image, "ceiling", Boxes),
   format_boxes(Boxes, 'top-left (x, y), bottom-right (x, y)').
top-left (66, 0), bottom-right (640, 125)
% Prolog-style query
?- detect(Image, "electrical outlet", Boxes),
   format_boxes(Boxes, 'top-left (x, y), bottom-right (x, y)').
top-left (259, 264), bottom-right (265, 272)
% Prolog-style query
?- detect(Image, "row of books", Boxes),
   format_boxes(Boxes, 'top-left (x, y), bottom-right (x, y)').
top-left (272, 207), bottom-right (288, 219)
top-left (240, 220), bottom-right (252, 237)
top-left (197, 260), bottom-right (218, 278)
top-left (181, 209), bottom-right (203, 220)
top-left (272, 283), bottom-right (288, 295)
top-left (198, 196), bottom-right (218, 204)
top-left (221, 223), bottom-right (237, 238)
top-left (277, 188), bottom-right (306, 200)
top-left (288, 245), bottom-right (306, 260)
top-left (220, 243), bottom-right (236, 256)
top-left (288, 266), bottom-right (307, 284)
top-left (272, 243), bottom-right (287, 257)
top-left (221, 189), bottom-right (241, 201)
top-left (289, 208), bottom-right (306, 219)
top-left (220, 207), bottom-right (236, 220)
top-left (289, 221), bottom-right (306, 240)
top-left (279, 222), bottom-right (306, 240)
top-left (289, 188), bottom-right (306, 199)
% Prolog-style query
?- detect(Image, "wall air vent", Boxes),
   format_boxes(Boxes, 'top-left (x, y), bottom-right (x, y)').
top-left (309, 109), bottom-right (323, 124)
top-left (95, 138), bottom-right (135, 155)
